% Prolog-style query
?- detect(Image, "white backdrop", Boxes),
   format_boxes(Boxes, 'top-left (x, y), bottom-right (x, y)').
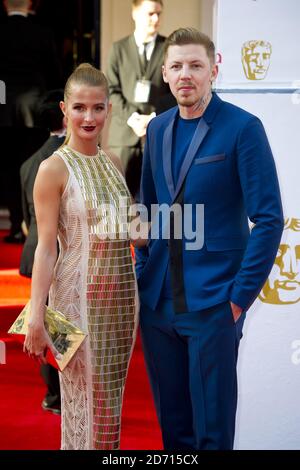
top-left (214, 0), bottom-right (300, 89)
top-left (213, 0), bottom-right (300, 450)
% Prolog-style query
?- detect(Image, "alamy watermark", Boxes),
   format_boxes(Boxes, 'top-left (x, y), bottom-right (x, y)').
top-left (94, 198), bottom-right (205, 251)
top-left (0, 80), bottom-right (5, 104)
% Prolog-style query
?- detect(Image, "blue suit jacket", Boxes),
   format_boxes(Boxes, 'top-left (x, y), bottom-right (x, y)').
top-left (135, 93), bottom-right (284, 312)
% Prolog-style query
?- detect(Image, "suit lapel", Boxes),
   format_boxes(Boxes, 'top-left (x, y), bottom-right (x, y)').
top-left (147, 35), bottom-right (164, 79)
top-left (162, 84), bottom-right (224, 204)
top-left (173, 118), bottom-right (210, 202)
top-left (171, 93), bottom-right (223, 202)
top-left (162, 108), bottom-right (210, 202)
top-left (129, 35), bottom-right (143, 77)
top-left (162, 108), bottom-right (178, 199)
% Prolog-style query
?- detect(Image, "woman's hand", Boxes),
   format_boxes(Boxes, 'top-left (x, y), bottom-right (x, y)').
top-left (230, 301), bottom-right (243, 323)
top-left (24, 319), bottom-right (61, 364)
top-left (130, 236), bottom-right (148, 248)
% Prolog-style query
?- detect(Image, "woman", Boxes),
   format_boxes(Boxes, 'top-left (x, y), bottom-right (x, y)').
top-left (24, 63), bottom-right (139, 450)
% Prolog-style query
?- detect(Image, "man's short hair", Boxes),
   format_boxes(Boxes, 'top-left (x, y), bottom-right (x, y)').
top-left (132, 0), bottom-right (163, 8)
top-left (6, 0), bottom-right (30, 8)
top-left (164, 27), bottom-right (216, 65)
top-left (38, 89), bottom-right (64, 132)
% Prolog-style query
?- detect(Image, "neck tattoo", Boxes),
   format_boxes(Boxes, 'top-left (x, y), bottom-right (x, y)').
top-left (195, 91), bottom-right (212, 115)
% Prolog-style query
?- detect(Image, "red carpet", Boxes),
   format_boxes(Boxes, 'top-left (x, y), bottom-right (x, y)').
top-left (0, 230), bottom-right (162, 450)
top-left (0, 231), bottom-right (24, 269)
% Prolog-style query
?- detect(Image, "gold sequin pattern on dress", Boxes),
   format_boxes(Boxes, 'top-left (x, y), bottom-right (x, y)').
top-left (59, 146), bottom-right (137, 450)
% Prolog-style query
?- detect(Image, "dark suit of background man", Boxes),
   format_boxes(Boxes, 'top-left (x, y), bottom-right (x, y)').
top-left (20, 89), bottom-right (65, 415)
top-left (106, 0), bottom-right (170, 198)
top-left (135, 28), bottom-right (284, 450)
top-left (0, 0), bottom-right (61, 127)
top-left (0, 0), bottom-right (62, 242)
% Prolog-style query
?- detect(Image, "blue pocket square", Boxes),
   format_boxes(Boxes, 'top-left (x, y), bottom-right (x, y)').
top-left (194, 153), bottom-right (226, 164)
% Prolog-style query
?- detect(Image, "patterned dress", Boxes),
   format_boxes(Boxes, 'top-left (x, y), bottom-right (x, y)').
top-left (49, 145), bottom-right (138, 450)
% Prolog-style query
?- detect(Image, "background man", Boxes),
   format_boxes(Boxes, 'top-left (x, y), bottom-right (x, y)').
top-left (135, 28), bottom-right (283, 450)
top-left (0, 0), bottom-right (61, 127)
top-left (106, 0), bottom-right (170, 198)
top-left (0, 0), bottom-right (62, 242)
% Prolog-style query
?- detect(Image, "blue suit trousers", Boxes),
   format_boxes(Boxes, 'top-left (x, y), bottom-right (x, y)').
top-left (140, 299), bottom-right (246, 450)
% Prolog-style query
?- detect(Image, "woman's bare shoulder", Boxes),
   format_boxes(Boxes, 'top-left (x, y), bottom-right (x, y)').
top-left (36, 152), bottom-right (68, 191)
top-left (40, 152), bottom-right (67, 172)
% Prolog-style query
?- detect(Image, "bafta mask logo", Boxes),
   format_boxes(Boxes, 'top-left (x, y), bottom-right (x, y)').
top-left (259, 218), bottom-right (300, 305)
top-left (241, 40), bottom-right (272, 80)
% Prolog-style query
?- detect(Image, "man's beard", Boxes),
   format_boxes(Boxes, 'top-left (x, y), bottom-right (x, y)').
top-left (177, 90), bottom-right (212, 111)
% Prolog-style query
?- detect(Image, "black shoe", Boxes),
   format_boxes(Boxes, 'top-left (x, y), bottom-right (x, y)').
top-left (41, 399), bottom-right (61, 415)
top-left (4, 231), bottom-right (26, 244)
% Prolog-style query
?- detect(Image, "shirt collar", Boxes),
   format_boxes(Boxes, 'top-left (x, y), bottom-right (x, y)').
top-left (51, 129), bottom-right (67, 138)
top-left (134, 31), bottom-right (157, 48)
top-left (8, 12), bottom-right (28, 17)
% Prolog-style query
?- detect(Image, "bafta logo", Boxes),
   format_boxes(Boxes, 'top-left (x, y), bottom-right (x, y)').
top-left (259, 218), bottom-right (300, 305)
top-left (241, 40), bottom-right (272, 80)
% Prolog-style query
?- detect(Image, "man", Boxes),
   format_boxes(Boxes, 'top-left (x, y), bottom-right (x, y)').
top-left (20, 89), bottom-right (65, 415)
top-left (135, 28), bottom-right (284, 450)
top-left (259, 218), bottom-right (300, 305)
top-left (106, 0), bottom-right (170, 198)
top-left (0, 0), bottom-right (61, 127)
top-left (0, 0), bottom-right (62, 243)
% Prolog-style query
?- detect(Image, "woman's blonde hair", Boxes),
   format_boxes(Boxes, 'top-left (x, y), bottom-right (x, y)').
top-left (63, 63), bottom-right (109, 145)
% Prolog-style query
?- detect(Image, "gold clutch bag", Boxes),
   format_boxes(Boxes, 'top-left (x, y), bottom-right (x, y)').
top-left (8, 301), bottom-right (87, 371)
